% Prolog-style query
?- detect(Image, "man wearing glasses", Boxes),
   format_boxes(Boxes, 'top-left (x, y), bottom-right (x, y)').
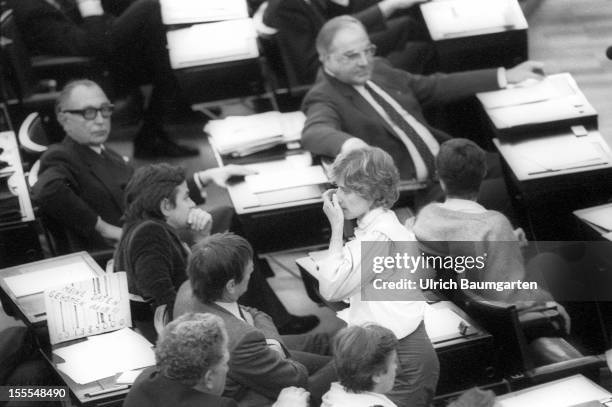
top-left (32, 79), bottom-right (249, 252)
top-left (301, 16), bottom-right (545, 211)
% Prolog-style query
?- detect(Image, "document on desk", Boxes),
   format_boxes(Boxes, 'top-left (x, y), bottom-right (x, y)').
top-left (421, 0), bottom-right (526, 40)
top-left (574, 205), bottom-right (612, 232)
top-left (44, 272), bottom-right (131, 345)
top-left (4, 261), bottom-right (97, 298)
top-left (497, 375), bottom-right (611, 407)
top-left (167, 19), bottom-right (258, 69)
top-left (424, 305), bottom-right (467, 343)
top-left (245, 165), bottom-right (328, 194)
top-left (205, 111), bottom-right (305, 156)
top-left (477, 73), bottom-right (596, 129)
top-left (54, 328), bottom-right (155, 385)
top-left (160, 0), bottom-right (248, 25)
top-left (494, 130), bottom-right (610, 179)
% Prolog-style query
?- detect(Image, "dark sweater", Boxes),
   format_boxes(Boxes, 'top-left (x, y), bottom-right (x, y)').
top-left (114, 219), bottom-right (190, 317)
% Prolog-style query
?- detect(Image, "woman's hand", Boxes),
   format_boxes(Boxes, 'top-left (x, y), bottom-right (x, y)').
top-left (322, 189), bottom-right (344, 231)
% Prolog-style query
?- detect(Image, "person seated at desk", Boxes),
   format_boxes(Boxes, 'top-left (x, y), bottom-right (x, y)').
top-left (314, 147), bottom-right (437, 407)
top-left (114, 163), bottom-right (319, 341)
top-left (322, 324), bottom-right (498, 407)
top-left (33, 79), bottom-right (248, 252)
top-left (9, 0), bottom-right (197, 158)
top-left (264, 0), bottom-right (435, 84)
top-left (124, 312), bottom-right (310, 407)
top-left (173, 233), bottom-right (336, 407)
top-left (301, 15), bottom-right (545, 212)
top-left (411, 138), bottom-right (571, 333)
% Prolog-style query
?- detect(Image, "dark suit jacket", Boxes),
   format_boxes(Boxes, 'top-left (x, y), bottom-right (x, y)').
top-left (123, 366), bottom-right (238, 407)
top-left (173, 283), bottom-right (308, 406)
top-left (265, 0), bottom-right (388, 85)
top-left (33, 137), bottom-right (133, 250)
top-left (33, 136), bottom-right (204, 251)
top-left (7, 0), bottom-right (114, 57)
top-left (301, 59), bottom-right (501, 179)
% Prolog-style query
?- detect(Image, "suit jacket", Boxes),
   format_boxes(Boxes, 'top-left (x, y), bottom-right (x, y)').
top-left (173, 282), bottom-right (309, 407)
top-left (301, 60), bottom-right (501, 179)
top-left (33, 136), bottom-right (204, 251)
top-left (265, 0), bottom-right (387, 85)
top-left (33, 137), bottom-right (133, 250)
top-left (7, 0), bottom-right (114, 57)
top-left (123, 366), bottom-right (238, 407)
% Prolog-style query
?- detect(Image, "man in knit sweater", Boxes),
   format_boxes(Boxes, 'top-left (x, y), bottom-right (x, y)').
top-left (412, 139), bottom-right (570, 331)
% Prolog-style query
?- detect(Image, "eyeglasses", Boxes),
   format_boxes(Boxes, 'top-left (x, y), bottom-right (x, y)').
top-left (62, 104), bottom-right (114, 120)
top-left (336, 44), bottom-right (377, 64)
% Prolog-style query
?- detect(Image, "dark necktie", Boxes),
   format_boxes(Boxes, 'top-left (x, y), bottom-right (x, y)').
top-left (364, 82), bottom-right (436, 179)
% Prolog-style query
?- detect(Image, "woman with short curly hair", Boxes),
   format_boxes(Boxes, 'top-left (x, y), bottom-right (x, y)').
top-left (313, 147), bottom-right (439, 407)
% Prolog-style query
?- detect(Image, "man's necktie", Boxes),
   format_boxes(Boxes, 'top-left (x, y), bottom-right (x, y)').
top-left (364, 82), bottom-right (436, 179)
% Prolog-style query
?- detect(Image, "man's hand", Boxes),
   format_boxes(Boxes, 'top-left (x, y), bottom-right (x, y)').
top-left (378, 0), bottom-right (427, 18)
top-left (322, 189), bottom-right (344, 232)
top-left (505, 60), bottom-right (545, 84)
top-left (197, 165), bottom-right (257, 188)
top-left (272, 387), bottom-right (310, 407)
top-left (187, 208), bottom-right (213, 235)
top-left (340, 137), bottom-right (369, 154)
top-left (94, 217), bottom-right (122, 243)
top-left (76, 0), bottom-right (104, 17)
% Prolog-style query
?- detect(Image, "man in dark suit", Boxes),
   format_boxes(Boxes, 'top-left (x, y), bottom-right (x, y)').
top-left (124, 312), bottom-right (310, 407)
top-left (264, 0), bottom-right (434, 85)
top-left (301, 15), bottom-right (545, 210)
top-left (8, 0), bottom-right (196, 158)
top-left (174, 233), bottom-right (336, 407)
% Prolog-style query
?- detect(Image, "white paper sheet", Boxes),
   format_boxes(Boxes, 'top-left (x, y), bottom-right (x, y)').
top-left (421, 0), bottom-right (526, 40)
top-left (4, 262), bottom-right (96, 298)
top-left (167, 19), bottom-right (258, 69)
top-left (424, 305), bottom-right (467, 342)
top-left (160, 0), bottom-right (248, 25)
top-left (487, 97), bottom-right (594, 129)
top-left (54, 328), bottom-right (155, 385)
top-left (576, 205), bottom-right (612, 232)
top-left (246, 166), bottom-right (328, 193)
top-left (497, 375), bottom-right (610, 407)
top-left (478, 74), bottom-right (577, 109)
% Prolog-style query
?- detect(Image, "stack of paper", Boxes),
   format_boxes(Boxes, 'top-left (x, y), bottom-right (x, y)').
top-left (54, 328), bottom-right (155, 385)
top-left (167, 19), bottom-right (258, 69)
top-left (421, 0), bottom-right (527, 40)
top-left (477, 73), bottom-right (597, 129)
top-left (161, 0), bottom-right (248, 25)
top-left (4, 261), bottom-right (97, 298)
top-left (424, 305), bottom-right (467, 342)
top-left (575, 204), bottom-right (612, 233)
top-left (206, 111), bottom-right (306, 157)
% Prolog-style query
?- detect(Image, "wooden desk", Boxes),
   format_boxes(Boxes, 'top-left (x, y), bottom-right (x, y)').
top-left (0, 251), bottom-right (105, 326)
top-left (0, 130), bottom-right (43, 267)
top-left (420, 0), bottom-right (528, 72)
top-left (496, 374), bottom-right (612, 407)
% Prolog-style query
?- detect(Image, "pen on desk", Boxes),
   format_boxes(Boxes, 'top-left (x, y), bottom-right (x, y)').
top-left (85, 385), bottom-right (130, 397)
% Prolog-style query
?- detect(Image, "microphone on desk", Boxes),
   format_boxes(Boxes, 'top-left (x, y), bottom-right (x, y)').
top-left (606, 46), bottom-right (612, 60)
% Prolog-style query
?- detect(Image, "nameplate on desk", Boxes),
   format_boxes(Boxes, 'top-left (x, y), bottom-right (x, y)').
top-left (421, 0), bottom-right (527, 40)
top-left (160, 0), bottom-right (248, 25)
top-left (167, 19), bottom-right (258, 69)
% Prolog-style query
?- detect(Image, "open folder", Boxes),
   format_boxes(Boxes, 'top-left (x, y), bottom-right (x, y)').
top-left (160, 0), bottom-right (248, 25)
top-left (167, 19), bottom-right (258, 69)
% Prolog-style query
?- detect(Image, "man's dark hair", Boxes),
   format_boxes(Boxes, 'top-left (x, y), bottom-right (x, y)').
top-left (187, 232), bottom-right (254, 303)
top-left (123, 163), bottom-right (185, 223)
top-left (436, 138), bottom-right (487, 198)
top-left (333, 324), bottom-right (398, 392)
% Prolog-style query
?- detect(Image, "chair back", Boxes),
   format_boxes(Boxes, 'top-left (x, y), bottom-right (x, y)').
top-left (18, 112), bottom-right (49, 155)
